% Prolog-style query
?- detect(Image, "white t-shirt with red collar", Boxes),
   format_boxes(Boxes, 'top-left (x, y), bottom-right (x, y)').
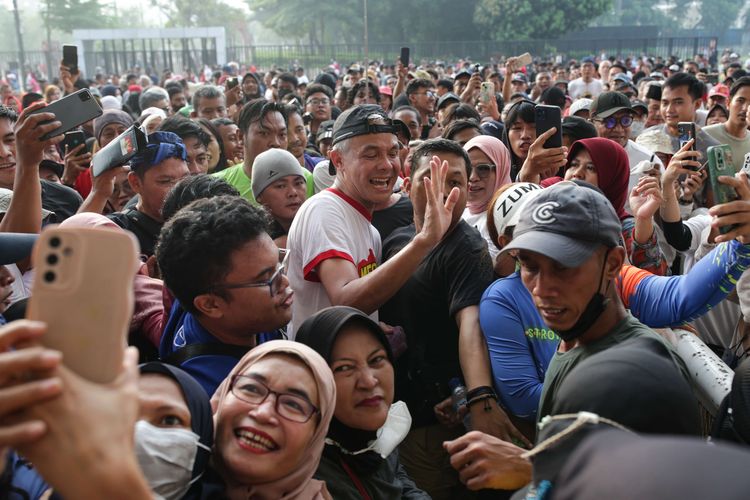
top-left (286, 188), bottom-right (381, 338)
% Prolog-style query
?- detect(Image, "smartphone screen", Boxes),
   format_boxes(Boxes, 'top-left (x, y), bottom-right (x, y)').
top-left (677, 122), bottom-right (695, 151)
top-left (62, 45), bottom-right (78, 73)
top-left (62, 131), bottom-right (86, 156)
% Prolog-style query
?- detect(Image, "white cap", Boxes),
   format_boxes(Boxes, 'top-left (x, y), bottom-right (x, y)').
top-left (492, 182), bottom-right (544, 237)
top-left (100, 95), bottom-right (122, 111)
top-left (569, 98), bottom-right (593, 117)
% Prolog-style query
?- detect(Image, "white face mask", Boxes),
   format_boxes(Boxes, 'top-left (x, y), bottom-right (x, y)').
top-left (134, 420), bottom-right (211, 500)
top-left (630, 119), bottom-right (645, 138)
top-left (326, 401), bottom-right (413, 459)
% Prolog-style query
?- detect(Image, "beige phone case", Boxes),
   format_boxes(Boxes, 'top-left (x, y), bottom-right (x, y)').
top-left (27, 226), bottom-right (139, 383)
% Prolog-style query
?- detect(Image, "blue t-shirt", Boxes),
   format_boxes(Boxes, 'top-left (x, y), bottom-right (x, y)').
top-left (480, 272), bottom-right (558, 421)
top-left (159, 300), bottom-right (282, 396)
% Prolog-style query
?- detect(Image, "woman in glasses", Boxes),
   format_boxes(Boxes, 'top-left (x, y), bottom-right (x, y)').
top-left (209, 340), bottom-right (336, 499)
top-left (462, 135), bottom-right (512, 260)
top-left (295, 306), bottom-right (429, 500)
top-left (563, 137), bottom-right (668, 275)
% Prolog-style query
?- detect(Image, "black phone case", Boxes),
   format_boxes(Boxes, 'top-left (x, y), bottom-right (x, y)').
top-left (92, 125), bottom-right (147, 177)
top-left (535, 105), bottom-right (562, 149)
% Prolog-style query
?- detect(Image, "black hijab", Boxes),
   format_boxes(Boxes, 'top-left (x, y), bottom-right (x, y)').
top-left (139, 362), bottom-right (213, 497)
top-left (295, 306), bottom-right (394, 471)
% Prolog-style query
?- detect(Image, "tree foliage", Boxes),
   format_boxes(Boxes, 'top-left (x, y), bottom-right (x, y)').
top-left (474, 0), bottom-right (613, 41)
top-left (41, 0), bottom-right (111, 33)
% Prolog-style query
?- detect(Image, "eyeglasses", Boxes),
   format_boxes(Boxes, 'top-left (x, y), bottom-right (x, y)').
top-left (230, 375), bottom-right (319, 423)
top-left (306, 98), bottom-right (330, 106)
top-left (472, 163), bottom-right (496, 179)
top-left (209, 249), bottom-right (289, 297)
top-left (595, 115), bottom-right (634, 129)
top-left (413, 91), bottom-right (436, 99)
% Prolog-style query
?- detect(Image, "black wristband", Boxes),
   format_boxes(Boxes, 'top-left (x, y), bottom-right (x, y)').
top-left (466, 385), bottom-right (497, 401)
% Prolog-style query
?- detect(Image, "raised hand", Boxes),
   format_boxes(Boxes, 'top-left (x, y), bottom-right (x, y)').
top-left (518, 127), bottom-right (567, 183)
top-left (630, 175), bottom-right (664, 220)
top-left (417, 155), bottom-right (460, 248)
top-left (61, 143), bottom-right (92, 187)
top-left (711, 172), bottom-right (750, 244)
top-left (14, 101), bottom-right (64, 170)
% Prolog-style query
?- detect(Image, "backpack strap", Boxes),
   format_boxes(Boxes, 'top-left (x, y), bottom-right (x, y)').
top-left (163, 342), bottom-right (250, 366)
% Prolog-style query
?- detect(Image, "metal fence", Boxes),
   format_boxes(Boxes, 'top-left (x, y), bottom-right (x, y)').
top-left (0, 36), bottom-right (720, 81)
top-left (228, 36), bottom-right (717, 74)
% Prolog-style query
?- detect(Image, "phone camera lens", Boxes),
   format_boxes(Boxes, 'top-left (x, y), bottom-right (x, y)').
top-left (50, 236), bottom-right (61, 248)
top-left (44, 271), bottom-right (56, 283)
top-left (47, 254), bottom-right (58, 265)
top-left (80, 92), bottom-right (91, 101)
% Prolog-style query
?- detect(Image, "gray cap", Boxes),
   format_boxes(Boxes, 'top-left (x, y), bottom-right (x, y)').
top-left (251, 149), bottom-right (306, 199)
top-left (501, 181), bottom-right (621, 267)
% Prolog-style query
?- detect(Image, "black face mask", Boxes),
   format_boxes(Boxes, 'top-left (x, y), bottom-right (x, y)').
top-left (554, 249), bottom-right (611, 342)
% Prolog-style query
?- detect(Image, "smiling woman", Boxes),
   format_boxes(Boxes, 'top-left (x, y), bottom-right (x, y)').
top-left (210, 340), bottom-right (336, 499)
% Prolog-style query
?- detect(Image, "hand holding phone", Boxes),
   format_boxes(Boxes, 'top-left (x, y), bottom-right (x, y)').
top-left (677, 122), bottom-right (696, 151)
top-left (12, 101), bottom-right (65, 170)
top-left (480, 82), bottom-right (494, 104)
top-left (28, 89), bottom-right (102, 141)
top-left (707, 145), bottom-right (738, 234)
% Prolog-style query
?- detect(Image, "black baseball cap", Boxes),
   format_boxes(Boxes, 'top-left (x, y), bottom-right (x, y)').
top-left (331, 105), bottom-right (396, 145)
top-left (561, 116), bottom-right (598, 142)
top-left (501, 181), bottom-right (621, 267)
top-left (590, 91), bottom-right (633, 119)
top-left (437, 92), bottom-right (460, 110)
top-left (316, 119), bottom-right (335, 142)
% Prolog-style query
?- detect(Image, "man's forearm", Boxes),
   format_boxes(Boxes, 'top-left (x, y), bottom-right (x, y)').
top-left (456, 306), bottom-right (493, 389)
top-left (325, 235), bottom-right (434, 314)
top-left (0, 165), bottom-right (42, 234)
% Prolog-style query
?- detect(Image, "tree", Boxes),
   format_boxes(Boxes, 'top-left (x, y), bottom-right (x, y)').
top-left (672, 0), bottom-right (744, 32)
top-left (474, 0), bottom-right (613, 41)
top-left (247, 0), bottom-right (362, 46)
top-left (41, 0), bottom-right (110, 33)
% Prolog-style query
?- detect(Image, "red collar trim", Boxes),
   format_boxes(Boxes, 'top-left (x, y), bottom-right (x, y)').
top-left (327, 188), bottom-right (372, 221)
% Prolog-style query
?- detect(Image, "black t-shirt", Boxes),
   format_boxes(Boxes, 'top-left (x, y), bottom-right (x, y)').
top-left (107, 208), bottom-right (162, 257)
top-left (372, 196), bottom-right (414, 242)
top-left (41, 180), bottom-right (83, 222)
top-left (380, 221), bottom-right (494, 426)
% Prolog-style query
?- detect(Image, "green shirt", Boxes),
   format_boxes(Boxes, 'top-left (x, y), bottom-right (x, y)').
top-left (702, 124), bottom-right (750, 169)
top-left (537, 314), bottom-right (686, 421)
top-left (212, 162), bottom-right (315, 205)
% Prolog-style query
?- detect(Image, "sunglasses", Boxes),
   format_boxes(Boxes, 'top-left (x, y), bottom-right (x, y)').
top-left (596, 115), bottom-right (634, 129)
top-left (472, 163), bottom-right (496, 179)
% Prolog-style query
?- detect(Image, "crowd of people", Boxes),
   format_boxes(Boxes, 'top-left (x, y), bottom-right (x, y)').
top-left (1, 44), bottom-right (750, 499)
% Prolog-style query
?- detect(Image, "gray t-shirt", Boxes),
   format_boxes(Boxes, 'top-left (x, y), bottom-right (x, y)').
top-left (702, 124), bottom-right (750, 169)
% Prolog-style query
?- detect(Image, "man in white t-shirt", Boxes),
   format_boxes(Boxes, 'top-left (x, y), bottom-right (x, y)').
top-left (568, 57), bottom-right (605, 100)
top-left (286, 104), bottom-right (459, 336)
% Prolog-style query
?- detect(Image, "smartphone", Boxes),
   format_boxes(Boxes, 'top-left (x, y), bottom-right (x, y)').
top-left (62, 44), bottom-right (78, 74)
top-left (226, 77), bottom-right (238, 90)
top-left (26, 226), bottom-right (139, 383)
top-left (707, 145), bottom-right (738, 234)
top-left (61, 130), bottom-right (87, 156)
top-left (535, 104), bottom-right (563, 149)
top-left (28, 88), bottom-right (103, 140)
top-left (400, 47), bottom-right (410, 67)
top-left (480, 81), bottom-right (494, 104)
top-left (742, 152), bottom-right (750, 176)
top-left (677, 122), bottom-right (696, 151)
top-left (516, 52), bottom-right (533, 67)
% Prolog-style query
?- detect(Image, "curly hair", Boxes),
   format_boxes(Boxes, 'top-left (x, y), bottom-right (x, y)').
top-left (156, 195), bottom-right (270, 315)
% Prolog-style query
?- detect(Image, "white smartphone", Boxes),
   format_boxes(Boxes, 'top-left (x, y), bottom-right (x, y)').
top-left (516, 53), bottom-right (532, 67)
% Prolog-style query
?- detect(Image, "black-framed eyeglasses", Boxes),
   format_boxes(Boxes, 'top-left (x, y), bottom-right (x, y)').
top-left (209, 249), bottom-right (289, 297)
top-left (306, 98), bottom-right (330, 106)
top-left (596, 115), bottom-right (634, 129)
top-left (472, 163), bottom-right (496, 179)
top-left (230, 375), bottom-right (319, 423)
